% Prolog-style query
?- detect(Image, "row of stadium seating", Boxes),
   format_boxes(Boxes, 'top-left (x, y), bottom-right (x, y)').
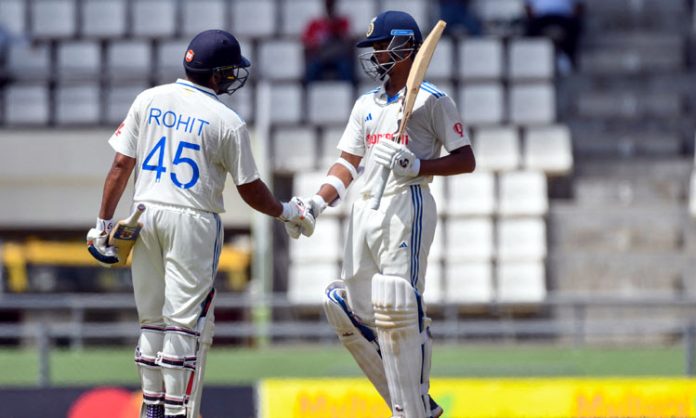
top-left (0, 0), bottom-right (524, 40)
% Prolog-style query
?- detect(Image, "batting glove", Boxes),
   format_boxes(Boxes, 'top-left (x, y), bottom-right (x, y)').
top-left (372, 140), bottom-right (420, 178)
top-left (86, 226), bottom-right (119, 267)
top-left (279, 197), bottom-right (316, 239)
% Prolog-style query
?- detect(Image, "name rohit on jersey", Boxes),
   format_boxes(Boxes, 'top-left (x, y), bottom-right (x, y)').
top-left (148, 107), bottom-right (210, 137)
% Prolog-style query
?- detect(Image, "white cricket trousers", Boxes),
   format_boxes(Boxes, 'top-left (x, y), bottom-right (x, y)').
top-left (341, 185), bottom-right (437, 324)
top-left (131, 202), bottom-right (223, 329)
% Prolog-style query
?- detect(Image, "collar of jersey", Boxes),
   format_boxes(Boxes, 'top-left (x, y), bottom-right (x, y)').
top-left (175, 79), bottom-right (220, 101)
top-left (375, 84), bottom-right (405, 106)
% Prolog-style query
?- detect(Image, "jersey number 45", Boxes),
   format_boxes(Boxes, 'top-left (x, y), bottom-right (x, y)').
top-left (143, 135), bottom-right (201, 189)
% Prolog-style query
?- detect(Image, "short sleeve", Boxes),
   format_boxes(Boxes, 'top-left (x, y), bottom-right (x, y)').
top-left (337, 100), bottom-right (365, 156)
top-left (431, 96), bottom-right (471, 152)
top-left (107, 93), bottom-right (141, 158)
top-left (223, 124), bottom-right (260, 186)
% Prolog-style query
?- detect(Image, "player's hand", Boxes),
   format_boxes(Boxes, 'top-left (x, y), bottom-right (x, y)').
top-left (373, 140), bottom-right (420, 178)
top-left (279, 197), bottom-right (316, 238)
top-left (86, 228), bottom-right (119, 267)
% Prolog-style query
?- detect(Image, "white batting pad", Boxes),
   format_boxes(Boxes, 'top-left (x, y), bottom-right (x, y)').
top-left (372, 274), bottom-right (430, 418)
top-left (157, 327), bottom-right (198, 417)
top-left (135, 326), bottom-right (165, 406)
top-left (323, 281), bottom-right (391, 406)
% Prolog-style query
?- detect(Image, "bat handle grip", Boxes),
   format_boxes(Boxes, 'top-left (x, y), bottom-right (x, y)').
top-left (369, 165), bottom-right (390, 210)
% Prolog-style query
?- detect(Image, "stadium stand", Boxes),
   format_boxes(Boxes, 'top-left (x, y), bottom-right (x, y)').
top-left (5, 0), bottom-right (696, 348)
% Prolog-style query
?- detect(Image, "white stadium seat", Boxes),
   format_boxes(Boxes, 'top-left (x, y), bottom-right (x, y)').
top-left (307, 82), bottom-right (354, 125)
top-left (288, 262), bottom-right (339, 305)
top-left (272, 127), bottom-right (317, 173)
top-left (156, 40), bottom-right (189, 83)
top-left (219, 84), bottom-right (255, 123)
top-left (383, 0), bottom-right (429, 29)
top-left (0, 0), bottom-right (26, 35)
top-left (7, 42), bottom-right (51, 81)
top-left (498, 170), bottom-right (548, 217)
top-left (57, 41), bottom-right (101, 81)
top-left (474, 0), bottom-right (524, 22)
top-left (289, 217), bottom-right (342, 262)
top-left (280, 0), bottom-right (323, 37)
top-left (508, 38), bottom-right (554, 80)
top-left (320, 126), bottom-right (344, 168)
top-left (496, 261), bottom-right (546, 303)
top-left (424, 261), bottom-right (444, 303)
top-left (31, 0), bottom-right (76, 38)
top-left (447, 171), bottom-right (496, 216)
top-left (82, 0), bottom-right (127, 38)
top-left (523, 125), bottom-right (573, 176)
top-left (445, 217), bottom-right (494, 261)
top-left (258, 39), bottom-right (304, 80)
top-left (459, 83), bottom-right (505, 126)
top-left (55, 84), bottom-right (101, 125)
top-left (232, 0), bottom-right (277, 38)
top-left (132, 0), bottom-right (177, 38)
top-left (268, 83), bottom-right (303, 124)
top-left (444, 262), bottom-right (494, 304)
top-left (426, 37), bottom-right (454, 81)
top-left (472, 126), bottom-right (521, 172)
top-left (107, 40), bottom-right (152, 82)
top-left (182, 0), bottom-right (226, 37)
top-left (336, 0), bottom-right (377, 37)
top-left (509, 83), bottom-right (556, 125)
top-left (106, 84), bottom-right (148, 125)
top-left (459, 38), bottom-right (504, 81)
top-left (496, 217), bottom-right (547, 262)
top-left (4, 85), bottom-right (50, 125)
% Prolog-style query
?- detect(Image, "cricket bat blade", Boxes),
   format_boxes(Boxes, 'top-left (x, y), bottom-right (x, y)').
top-left (108, 204), bottom-right (146, 267)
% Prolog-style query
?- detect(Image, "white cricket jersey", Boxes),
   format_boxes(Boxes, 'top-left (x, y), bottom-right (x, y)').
top-left (108, 79), bottom-right (260, 213)
top-left (337, 81), bottom-right (471, 197)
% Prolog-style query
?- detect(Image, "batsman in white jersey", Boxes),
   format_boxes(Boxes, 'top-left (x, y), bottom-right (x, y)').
top-left (287, 11), bottom-right (476, 418)
top-left (86, 30), bottom-right (314, 418)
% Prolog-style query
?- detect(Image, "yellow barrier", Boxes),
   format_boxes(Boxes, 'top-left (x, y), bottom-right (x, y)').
top-left (259, 378), bottom-right (696, 418)
top-left (1, 240), bottom-right (251, 292)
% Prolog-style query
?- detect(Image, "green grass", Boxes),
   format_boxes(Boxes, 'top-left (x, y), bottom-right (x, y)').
top-left (0, 344), bottom-right (686, 387)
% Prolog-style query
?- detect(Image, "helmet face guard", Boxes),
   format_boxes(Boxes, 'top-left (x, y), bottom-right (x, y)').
top-left (359, 32), bottom-right (418, 81)
top-left (213, 65), bottom-right (249, 95)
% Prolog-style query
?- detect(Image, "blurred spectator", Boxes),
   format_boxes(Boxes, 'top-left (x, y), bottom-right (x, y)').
top-left (524, 0), bottom-right (584, 73)
top-left (439, 0), bottom-right (483, 37)
top-left (302, 0), bottom-right (355, 83)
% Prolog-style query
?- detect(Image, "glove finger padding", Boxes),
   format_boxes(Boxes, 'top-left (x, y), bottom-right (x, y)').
top-left (86, 228), bottom-right (119, 267)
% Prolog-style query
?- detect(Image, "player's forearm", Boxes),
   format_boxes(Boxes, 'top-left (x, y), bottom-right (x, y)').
top-left (418, 145), bottom-right (475, 177)
top-left (316, 152), bottom-right (361, 205)
top-left (99, 154), bottom-right (136, 219)
top-left (236, 179), bottom-right (283, 217)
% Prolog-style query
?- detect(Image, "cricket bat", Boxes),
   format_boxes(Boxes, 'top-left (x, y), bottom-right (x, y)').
top-left (108, 203), bottom-right (146, 267)
top-left (369, 20), bottom-right (447, 210)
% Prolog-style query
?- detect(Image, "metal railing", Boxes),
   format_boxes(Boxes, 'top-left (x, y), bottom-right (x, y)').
top-left (2, 291), bottom-right (696, 386)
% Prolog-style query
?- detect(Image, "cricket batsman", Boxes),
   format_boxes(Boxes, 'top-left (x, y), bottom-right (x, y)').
top-left (287, 11), bottom-right (476, 418)
top-left (86, 30), bottom-right (314, 418)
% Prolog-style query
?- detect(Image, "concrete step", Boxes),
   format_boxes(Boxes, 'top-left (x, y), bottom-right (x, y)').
top-left (571, 157), bottom-right (692, 204)
top-left (575, 90), bottom-right (684, 120)
top-left (549, 204), bottom-right (686, 252)
top-left (567, 121), bottom-right (693, 157)
top-left (548, 252), bottom-right (690, 293)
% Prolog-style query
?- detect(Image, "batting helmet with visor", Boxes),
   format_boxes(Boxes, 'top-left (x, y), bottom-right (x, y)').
top-left (357, 11), bottom-right (422, 81)
top-left (184, 29), bottom-right (251, 95)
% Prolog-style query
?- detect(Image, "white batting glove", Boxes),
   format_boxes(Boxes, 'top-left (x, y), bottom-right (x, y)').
top-left (86, 231), bottom-right (119, 268)
top-left (278, 197), bottom-right (316, 239)
top-left (372, 140), bottom-right (421, 177)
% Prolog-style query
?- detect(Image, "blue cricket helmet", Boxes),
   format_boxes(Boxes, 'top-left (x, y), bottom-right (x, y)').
top-left (183, 29), bottom-right (250, 73)
top-left (356, 10), bottom-right (423, 48)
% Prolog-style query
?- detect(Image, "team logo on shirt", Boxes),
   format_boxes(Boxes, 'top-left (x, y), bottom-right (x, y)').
top-left (114, 121), bottom-right (125, 137)
top-left (185, 49), bottom-right (195, 63)
top-left (453, 122), bottom-right (464, 137)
